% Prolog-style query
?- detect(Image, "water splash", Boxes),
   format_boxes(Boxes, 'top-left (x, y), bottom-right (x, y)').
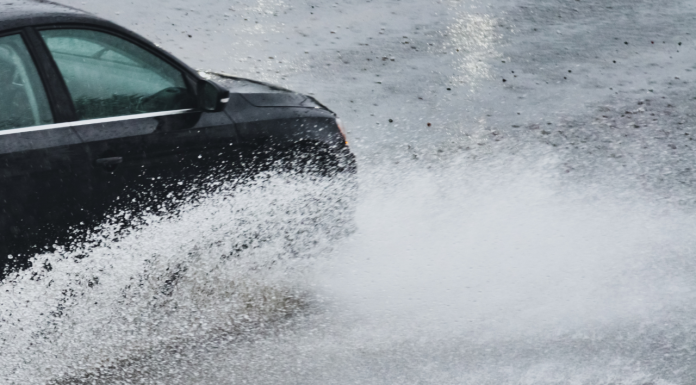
top-left (3, 144), bottom-right (692, 384)
top-left (0, 172), bottom-right (354, 384)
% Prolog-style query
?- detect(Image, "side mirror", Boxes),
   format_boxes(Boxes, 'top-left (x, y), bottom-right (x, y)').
top-left (198, 79), bottom-right (230, 112)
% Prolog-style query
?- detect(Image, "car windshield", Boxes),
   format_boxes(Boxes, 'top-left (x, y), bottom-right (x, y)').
top-left (40, 29), bottom-right (196, 120)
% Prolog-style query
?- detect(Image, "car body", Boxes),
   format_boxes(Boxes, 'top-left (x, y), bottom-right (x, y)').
top-left (0, 1), bottom-right (355, 274)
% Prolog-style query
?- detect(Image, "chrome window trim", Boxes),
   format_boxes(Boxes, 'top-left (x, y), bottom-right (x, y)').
top-left (0, 108), bottom-right (196, 137)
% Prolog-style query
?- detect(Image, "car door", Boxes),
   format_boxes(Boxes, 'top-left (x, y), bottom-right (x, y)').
top-left (0, 32), bottom-right (93, 267)
top-left (37, 27), bottom-right (238, 222)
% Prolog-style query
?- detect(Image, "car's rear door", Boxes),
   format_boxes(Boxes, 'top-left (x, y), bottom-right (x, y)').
top-left (0, 31), bottom-right (92, 265)
top-left (37, 27), bottom-right (238, 221)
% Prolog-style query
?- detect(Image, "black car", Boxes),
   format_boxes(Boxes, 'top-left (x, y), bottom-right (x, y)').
top-left (0, 1), bottom-right (355, 274)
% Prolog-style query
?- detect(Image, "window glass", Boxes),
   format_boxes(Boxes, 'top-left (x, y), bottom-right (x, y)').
top-left (0, 34), bottom-right (54, 130)
top-left (40, 29), bottom-right (196, 120)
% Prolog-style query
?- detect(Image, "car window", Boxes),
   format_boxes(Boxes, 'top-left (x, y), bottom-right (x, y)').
top-left (0, 34), bottom-right (54, 130)
top-left (40, 29), bottom-right (196, 121)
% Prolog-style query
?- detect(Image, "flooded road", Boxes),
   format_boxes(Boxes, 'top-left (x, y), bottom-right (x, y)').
top-left (3, 0), bottom-right (696, 383)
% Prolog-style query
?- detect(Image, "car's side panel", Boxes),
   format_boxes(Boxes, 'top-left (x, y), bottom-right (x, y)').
top-left (72, 110), bottom-right (238, 225)
top-left (0, 128), bottom-right (92, 269)
top-left (0, 126), bottom-right (81, 157)
top-left (72, 117), bottom-right (159, 142)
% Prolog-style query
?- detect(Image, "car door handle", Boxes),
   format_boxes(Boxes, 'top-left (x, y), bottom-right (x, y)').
top-left (95, 156), bottom-right (123, 166)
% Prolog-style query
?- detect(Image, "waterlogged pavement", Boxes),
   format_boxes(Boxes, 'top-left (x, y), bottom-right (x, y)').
top-left (3, 0), bottom-right (696, 383)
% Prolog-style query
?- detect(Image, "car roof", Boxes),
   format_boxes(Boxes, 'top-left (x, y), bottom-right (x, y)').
top-left (0, 0), bottom-right (113, 32)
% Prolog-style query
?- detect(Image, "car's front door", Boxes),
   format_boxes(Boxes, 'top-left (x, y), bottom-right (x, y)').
top-left (37, 28), bottom-right (238, 224)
